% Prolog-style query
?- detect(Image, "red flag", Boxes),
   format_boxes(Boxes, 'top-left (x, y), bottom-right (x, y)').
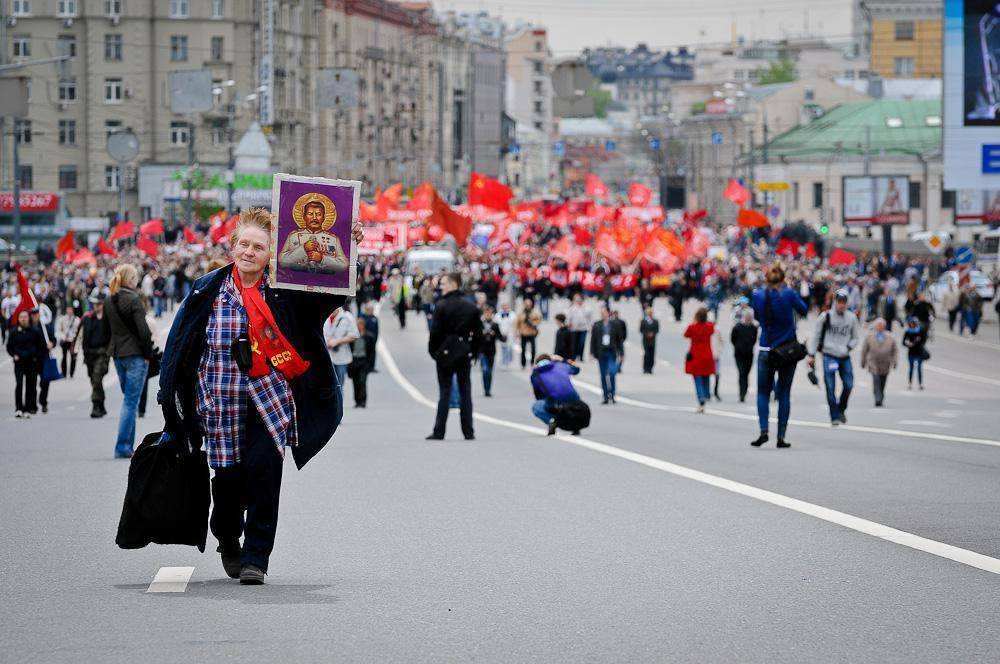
top-left (550, 236), bottom-right (584, 270)
top-left (378, 183), bottom-right (403, 208)
top-left (828, 248), bottom-right (857, 266)
top-left (209, 214), bottom-right (238, 244)
top-left (656, 228), bottom-right (686, 258)
top-left (682, 209), bottom-right (708, 225)
top-left (594, 228), bottom-right (625, 265)
top-left (585, 173), bottom-right (609, 199)
top-left (97, 237), bottom-right (118, 257)
top-left (109, 220), bottom-right (134, 241)
top-left (407, 182), bottom-right (435, 211)
top-left (9, 266), bottom-right (38, 324)
top-left (428, 187), bottom-right (472, 246)
top-left (183, 226), bottom-right (200, 244)
top-left (55, 230), bottom-right (75, 260)
top-left (140, 218), bottom-right (164, 236)
top-left (775, 238), bottom-right (800, 257)
top-left (71, 247), bottom-right (97, 265)
top-left (136, 235), bottom-right (159, 258)
top-left (723, 180), bottom-right (750, 207)
top-left (572, 225), bottom-right (594, 246)
top-left (686, 229), bottom-right (711, 258)
top-left (628, 182), bottom-right (653, 207)
top-left (737, 208), bottom-right (769, 228)
top-left (468, 172), bottom-right (513, 211)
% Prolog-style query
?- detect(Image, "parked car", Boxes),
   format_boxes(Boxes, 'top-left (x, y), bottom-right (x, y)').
top-left (929, 269), bottom-right (995, 302)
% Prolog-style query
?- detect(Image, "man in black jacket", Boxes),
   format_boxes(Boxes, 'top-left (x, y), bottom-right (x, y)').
top-left (81, 295), bottom-right (112, 418)
top-left (590, 307), bottom-right (625, 404)
top-left (639, 305), bottom-right (660, 374)
top-left (477, 306), bottom-right (505, 397)
top-left (553, 313), bottom-right (574, 360)
top-left (730, 309), bottom-right (759, 402)
top-left (427, 273), bottom-right (483, 440)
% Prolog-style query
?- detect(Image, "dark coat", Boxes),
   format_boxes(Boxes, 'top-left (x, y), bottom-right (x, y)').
top-left (157, 266), bottom-right (346, 470)
top-left (81, 311), bottom-right (111, 354)
top-left (105, 287), bottom-right (153, 358)
top-left (478, 320), bottom-right (506, 358)
top-left (428, 290), bottom-right (483, 361)
top-left (6, 324), bottom-right (46, 366)
top-left (639, 316), bottom-right (659, 346)
top-left (554, 326), bottom-right (574, 359)
top-left (730, 322), bottom-right (758, 357)
top-left (590, 319), bottom-right (624, 358)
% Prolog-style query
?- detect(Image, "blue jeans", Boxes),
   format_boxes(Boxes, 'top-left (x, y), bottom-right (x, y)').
top-left (333, 363), bottom-right (349, 391)
top-left (480, 354), bottom-right (495, 395)
top-left (822, 355), bottom-right (853, 421)
top-left (532, 399), bottom-right (552, 424)
top-left (693, 375), bottom-right (711, 405)
top-left (756, 350), bottom-right (796, 439)
top-left (153, 296), bottom-right (165, 318)
top-left (572, 331), bottom-right (587, 361)
top-left (114, 355), bottom-right (148, 455)
top-left (539, 297), bottom-right (550, 320)
top-left (960, 310), bottom-right (981, 335)
top-left (598, 352), bottom-right (618, 401)
top-left (500, 343), bottom-right (513, 367)
top-left (908, 356), bottom-right (923, 385)
top-left (449, 377), bottom-right (460, 408)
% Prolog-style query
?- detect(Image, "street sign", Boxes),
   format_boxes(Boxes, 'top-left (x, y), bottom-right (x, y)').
top-left (768, 206), bottom-right (781, 218)
top-left (649, 138), bottom-right (661, 150)
top-left (755, 181), bottom-right (790, 192)
top-left (711, 132), bottom-right (723, 145)
top-left (605, 140), bottom-right (616, 152)
top-left (553, 141), bottom-right (565, 156)
top-left (954, 246), bottom-right (974, 264)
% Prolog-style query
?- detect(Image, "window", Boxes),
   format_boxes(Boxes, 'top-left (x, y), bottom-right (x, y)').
top-left (210, 123), bottom-right (226, 146)
top-left (59, 119), bottom-right (76, 145)
top-left (105, 165), bottom-right (120, 191)
top-left (14, 120), bottom-right (31, 144)
top-left (57, 0), bottom-right (77, 16)
top-left (211, 0), bottom-right (223, 18)
top-left (812, 182), bottom-right (823, 209)
top-left (169, 0), bottom-right (188, 18)
top-left (57, 35), bottom-right (76, 57)
top-left (170, 121), bottom-right (190, 146)
top-left (104, 77), bottom-right (123, 103)
top-left (104, 34), bottom-right (123, 61)
top-left (210, 36), bottom-right (224, 61)
top-left (792, 182), bottom-right (799, 210)
top-left (170, 35), bottom-right (188, 61)
top-left (59, 165), bottom-right (78, 190)
top-left (12, 0), bottom-right (30, 16)
top-left (908, 181), bottom-right (921, 209)
top-left (533, 121), bottom-right (543, 130)
top-left (942, 188), bottom-right (956, 209)
top-left (535, 41), bottom-right (542, 52)
top-left (804, 88), bottom-right (815, 101)
top-left (13, 36), bottom-right (30, 57)
top-left (533, 80), bottom-right (542, 94)
top-left (533, 61), bottom-right (542, 74)
top-left (17, 165), bottom-right (32, 189)
top-left (894, 57), bottom-right (915, 77)
top-left (58, 78), bottom-right (77, 102)
top-left (534, 101), bottom-right (543, 113)
top-left (894, 20), bottom-right (915, 40)
top-left (105, 0), bottom-right (122, 16)
top-left (105, 119), bottom-right (122, 137)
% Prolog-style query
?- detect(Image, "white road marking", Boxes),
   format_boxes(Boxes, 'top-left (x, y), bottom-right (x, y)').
top-left (378, 336), bottom-right (1000, 576)
top-left (947, 399), bottom-right (967, 405)
top-left (935, 330), bottom-right (1000, 351)
top-left (898, 420), bottom-right (952, 428)
top-left (924, 364), bottom-right (1000, 387)
top-left (933, 410), bottom-right (961, 419)
top-left (146, 566), bottom-right (194, 593)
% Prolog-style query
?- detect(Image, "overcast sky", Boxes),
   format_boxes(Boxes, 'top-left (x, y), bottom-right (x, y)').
top-left (438, 0), bottom-right (854, 56)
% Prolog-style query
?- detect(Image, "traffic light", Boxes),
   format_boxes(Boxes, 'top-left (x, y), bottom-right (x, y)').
top-left (819, 224), bottom-right (829, 234)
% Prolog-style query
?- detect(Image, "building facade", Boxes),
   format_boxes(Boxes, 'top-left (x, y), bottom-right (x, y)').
top-left (503, 25), bottom-right (552, 196)
top-left (862, 0), bottom-right (942, 79)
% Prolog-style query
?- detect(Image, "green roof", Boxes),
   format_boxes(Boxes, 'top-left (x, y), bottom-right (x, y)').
top-left (762, 99), bottom-right (942, 159)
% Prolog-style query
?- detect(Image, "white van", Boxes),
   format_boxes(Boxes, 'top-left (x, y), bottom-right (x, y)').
top-left (404, 247), bottom-right (456, 276)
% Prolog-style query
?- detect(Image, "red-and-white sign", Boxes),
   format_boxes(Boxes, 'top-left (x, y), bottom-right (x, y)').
top-left (359, 222), bottom-right (408, 255)
top-left (0, 191), bottom-right (59, 213)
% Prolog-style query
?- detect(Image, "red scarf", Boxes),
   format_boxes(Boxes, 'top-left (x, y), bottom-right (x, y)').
top-left (232, 266), bottom-right (310, 380)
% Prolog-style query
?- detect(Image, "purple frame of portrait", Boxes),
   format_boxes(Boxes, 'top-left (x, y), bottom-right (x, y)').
top-left (271, 175), bottom-right (358, 292)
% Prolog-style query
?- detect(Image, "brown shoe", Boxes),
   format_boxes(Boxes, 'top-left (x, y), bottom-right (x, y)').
top-left (239, 564), bottom-right (266, 585)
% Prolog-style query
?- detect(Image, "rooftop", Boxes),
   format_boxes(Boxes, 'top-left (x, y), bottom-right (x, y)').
top-left (763, 99), bottom-right (942, 159)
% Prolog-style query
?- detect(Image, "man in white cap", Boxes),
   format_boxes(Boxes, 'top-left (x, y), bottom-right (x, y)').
top-left (807, 289), bottom-right (860, 426)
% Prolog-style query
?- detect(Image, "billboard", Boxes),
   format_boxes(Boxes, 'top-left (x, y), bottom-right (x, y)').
top-left (842, 176), bottom-right (910, 225)
top-left (944, 0), bottom-right (1000, 189)
top-left (955, 190), bottom-right (1000, 225)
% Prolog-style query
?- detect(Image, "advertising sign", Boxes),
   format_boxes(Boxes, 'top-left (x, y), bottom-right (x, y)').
top-left (0, 192), bottom-right (59, 213)
top-left (270, 173), bottom-right (359, 295)
top-left (955, 190), bottom-right (1000, 225)
top-left (843, 176), bottom-right (910, 225)
top-left (943, 0), bottom-right (1000, 189)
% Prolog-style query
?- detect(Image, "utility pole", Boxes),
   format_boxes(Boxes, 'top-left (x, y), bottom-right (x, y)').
top-left (863, 124), bottom-right (892, 256)
top-left (227, 98), bottom-right (235, 215)
top-left (747, 128), bottom-right (756, 210)
top-left (12, 119), bottom-right (20, 255)
top-left (185, 121), bottom-right (196, 224)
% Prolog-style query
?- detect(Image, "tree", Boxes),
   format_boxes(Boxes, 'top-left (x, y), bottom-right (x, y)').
top-left (756, 58), bottom-right (797, 85)
top-left (587, 87), bottom-right (612, 118)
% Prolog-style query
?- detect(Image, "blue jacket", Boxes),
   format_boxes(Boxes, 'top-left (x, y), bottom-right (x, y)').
top-left (751, 286), bottom-right (807, 349)
top-left (157, 266), bottom-right (346, 470)
top-left (531, 360), bottom-right (581, 403)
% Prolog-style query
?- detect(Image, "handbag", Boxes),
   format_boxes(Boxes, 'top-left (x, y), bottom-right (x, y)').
top-left (763, 289), bottom-right (807, 368)
top-left (112, 293), bottom-right (163, 378)
top-left (41, 355), bottom-right (63, 382)
top-left (919, 347), bottom-right (931, 361)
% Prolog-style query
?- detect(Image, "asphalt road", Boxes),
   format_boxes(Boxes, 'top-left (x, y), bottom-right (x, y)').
top-left (1, 297), bottom-right (999, 663)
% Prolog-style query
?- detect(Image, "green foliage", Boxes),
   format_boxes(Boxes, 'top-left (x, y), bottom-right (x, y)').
top-left (690, 101), bottom-right (706, 115)
top-left (587, 87), bottom-right (612, 118)
top-left (756, 58), bottom-right (797, 85)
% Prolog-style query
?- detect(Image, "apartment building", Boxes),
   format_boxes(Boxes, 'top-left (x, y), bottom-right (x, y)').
top-left (503, 24), bottom-right (553, 196)
top-left (861, 0), bottom-right (942, 78)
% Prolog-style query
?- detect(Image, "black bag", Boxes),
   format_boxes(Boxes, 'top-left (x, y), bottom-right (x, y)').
top-left (435, 333), bottom-right (472, 367)
top-left (115, 431), bottom-right (211, 552)
top-left (111, 293), bottom-right (163, 378)
top-left (919, 347), bottom-right (931, 361)
top-left (549, 400), bottom-right (591, 433)
top-left (768, 339), bottom-right (808, 368)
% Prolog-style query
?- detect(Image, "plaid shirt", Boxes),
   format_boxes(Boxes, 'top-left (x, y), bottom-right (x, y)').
top-left (196, 274), bottom-right (297, 468)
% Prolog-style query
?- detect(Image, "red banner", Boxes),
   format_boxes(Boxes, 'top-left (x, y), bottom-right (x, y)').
top-left (0, 191), bottom-right (59, 213)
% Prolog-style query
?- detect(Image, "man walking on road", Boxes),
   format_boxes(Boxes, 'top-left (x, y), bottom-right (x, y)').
top-left (639, 305), bottom-right (659, 374)
top-left (730, 308), bottom-right (758, 402)
top-left (81, 295), bottom-right (111, 418)
top-left (808, 290), bottom-right (860, 426)
top-left (565, 294), bottom-right (591, 361)
top-left (427, 273), bottom-right (482, 440)
top-left (860, 317), bottom-right (897, 407)
top-left (591, 307), bottom-right (623, 404)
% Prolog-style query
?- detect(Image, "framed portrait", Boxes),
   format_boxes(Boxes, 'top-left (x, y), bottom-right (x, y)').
top-left (269, 173), bottom-right (359, 295)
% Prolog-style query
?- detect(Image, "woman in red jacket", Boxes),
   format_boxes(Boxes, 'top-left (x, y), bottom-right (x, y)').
top-left (684, 307), bottom-right (716, 412)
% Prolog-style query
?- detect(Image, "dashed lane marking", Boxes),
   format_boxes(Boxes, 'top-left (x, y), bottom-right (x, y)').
top-left (924, 365), bottom-right (1000, 387)
top-left (378, 336), bottom-right (1000, 577)
top-left (898, 420), bottom-right (952, 428)
top-left (146, 566), bottom-right (194, 593)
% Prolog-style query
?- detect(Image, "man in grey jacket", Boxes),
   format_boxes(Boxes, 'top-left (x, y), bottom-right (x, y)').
top-left (807, 290), bottom-right (860, 425)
